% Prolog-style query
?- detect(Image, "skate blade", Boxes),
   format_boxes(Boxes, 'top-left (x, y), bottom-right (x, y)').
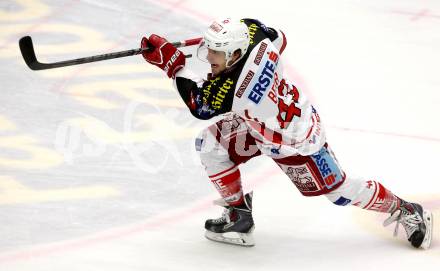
top-left (205, 227), bottom-right (255, 247)
top-left (421, 210), bottom-right (433, 249)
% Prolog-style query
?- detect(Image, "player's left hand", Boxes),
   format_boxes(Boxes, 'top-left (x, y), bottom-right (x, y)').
top-left (141, 34), bottom-right (185, 78)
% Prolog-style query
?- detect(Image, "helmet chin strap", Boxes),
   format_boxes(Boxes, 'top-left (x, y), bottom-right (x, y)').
top-left (225, 51), bottom-right (243, 68)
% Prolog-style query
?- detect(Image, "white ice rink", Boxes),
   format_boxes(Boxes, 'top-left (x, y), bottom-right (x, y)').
top-left (1, 0), bottom-right (439, 270)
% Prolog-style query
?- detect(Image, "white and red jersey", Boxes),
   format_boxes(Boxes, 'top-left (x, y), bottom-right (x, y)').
top-left (231, 35), bottom-right (324, 157)
top-left (174, 18), bottom-right (325, 157)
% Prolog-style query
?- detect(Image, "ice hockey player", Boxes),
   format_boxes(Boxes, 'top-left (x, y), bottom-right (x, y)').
top-left (140, 18), bottom-right (433, 248)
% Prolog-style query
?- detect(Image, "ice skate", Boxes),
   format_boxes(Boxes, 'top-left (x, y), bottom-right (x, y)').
top-left (383, 201), bottom-right (433, 249)
top-left (205, 192), bottom-right (255, 247)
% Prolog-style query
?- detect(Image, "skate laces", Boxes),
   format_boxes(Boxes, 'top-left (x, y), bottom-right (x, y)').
top-left (210, 193), bottom-right (252, 224)
top-left (210, 198), bottom-right (231, 223)
top-left (211, 208), bottom-right (232, 224)
top-left (383, 209), bottom-right (423, 238)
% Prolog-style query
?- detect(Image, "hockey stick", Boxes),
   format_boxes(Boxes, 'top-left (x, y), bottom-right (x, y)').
top-left (18, 36), bottom-right (203, 71)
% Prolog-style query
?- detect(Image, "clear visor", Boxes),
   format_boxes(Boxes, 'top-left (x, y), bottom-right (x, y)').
top-left (196, 41), bottom-right (209, 63)
top-left (196, 40), bottom-right (228, 64)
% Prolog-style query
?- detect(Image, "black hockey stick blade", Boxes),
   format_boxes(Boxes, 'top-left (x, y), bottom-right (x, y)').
top-left (19, 36), bottom-right (43, 70)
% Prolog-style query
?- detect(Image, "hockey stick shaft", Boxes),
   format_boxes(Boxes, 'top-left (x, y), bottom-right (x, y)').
top-left (18, 36), bottom-right (203, 71)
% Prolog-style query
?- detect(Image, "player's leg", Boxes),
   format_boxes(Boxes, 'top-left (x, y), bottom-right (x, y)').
top-left (196, 115), bottom-right (261, 206)
top-left (273, 143), bottom-right (347, 197)
top-left (325, 176), bottom-right (433, 249)
top-left (274, 143), bottom-right (432, 249)
top-left (195, 114), bottom-right (261, 246)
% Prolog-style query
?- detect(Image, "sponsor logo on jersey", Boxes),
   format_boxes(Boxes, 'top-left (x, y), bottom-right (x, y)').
top-left (201, 76), bottom-right (234, 111)
top-left (310, 146), bottom-right (344, 189)
top-left (267, 72), bottom-right (279, 104)
top-left (286, 166), bottom-right (321, 193)
top-left (248, 51), bottom-right (279, 105)
top-left (211, 78), bottom-right (234, 110)
top-left (202, 77), bottom-right (220, 104)
top-left (254, 42), bottom-right (267, 65)
top-left (267, 51), bottom-right (279, 63)
top-left (216, 117), bottom-right (244, 138)
top-left (196, 104), bottom-right (216, 119)
top-left (236, 70), bottom-right (255, 98)
top-left (247, 23), bottom-right (259, 45)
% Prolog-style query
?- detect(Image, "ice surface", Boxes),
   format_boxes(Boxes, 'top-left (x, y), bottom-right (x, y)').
top-left (0, 0), bottom-right (439, 270)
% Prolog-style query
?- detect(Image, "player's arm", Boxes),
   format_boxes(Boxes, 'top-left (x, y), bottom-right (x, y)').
top-left (173, 68), bottom-right (219, 120)
top-left (140, 34), bottom-right (225, 120)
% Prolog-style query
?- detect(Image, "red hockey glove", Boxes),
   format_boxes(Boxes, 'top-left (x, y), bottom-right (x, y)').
top-left (141, 34), bottom-right (185, 78)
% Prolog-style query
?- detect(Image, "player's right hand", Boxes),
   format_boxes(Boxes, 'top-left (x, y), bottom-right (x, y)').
top-left (141, 34), bottom-right (185, 78)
